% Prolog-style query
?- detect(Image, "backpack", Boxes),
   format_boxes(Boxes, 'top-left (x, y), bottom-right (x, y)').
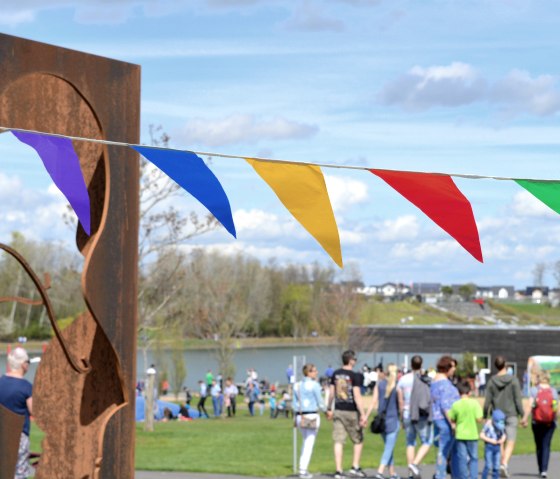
top-left (533, 387), bottom-right (555, 424)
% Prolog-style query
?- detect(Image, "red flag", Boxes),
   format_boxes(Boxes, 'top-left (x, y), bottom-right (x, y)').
top-left (370, 169), bottom-right (483, 262)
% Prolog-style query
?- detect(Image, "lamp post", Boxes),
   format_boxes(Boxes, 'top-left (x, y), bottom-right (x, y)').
top-left (145, 365), bottom-right (156, 432)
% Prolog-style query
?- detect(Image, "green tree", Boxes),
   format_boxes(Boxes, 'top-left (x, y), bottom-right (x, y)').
top-left (458, 283), bottom-right (476, 301)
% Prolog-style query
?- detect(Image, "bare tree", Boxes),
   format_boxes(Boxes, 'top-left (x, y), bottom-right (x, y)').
top-left (137, 126), bottom-right (218, 370)
top-left (552, 260), bottom-right (560, 289)
top-left (533, 262), bottom-right (546, 287)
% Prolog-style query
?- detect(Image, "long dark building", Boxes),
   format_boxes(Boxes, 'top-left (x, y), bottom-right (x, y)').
top-left (349, 324), bottom-right (560, 383)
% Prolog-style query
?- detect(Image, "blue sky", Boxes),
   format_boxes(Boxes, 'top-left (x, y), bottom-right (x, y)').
top-left (1, 1), bottom-right (560, 288)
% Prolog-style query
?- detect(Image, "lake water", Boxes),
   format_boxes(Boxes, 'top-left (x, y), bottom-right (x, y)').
top-left (0, 344), bottom-right (448, 389)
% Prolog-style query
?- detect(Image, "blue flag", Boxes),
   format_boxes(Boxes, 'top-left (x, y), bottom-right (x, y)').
top-left (132, 146), bottom-right (236, 238)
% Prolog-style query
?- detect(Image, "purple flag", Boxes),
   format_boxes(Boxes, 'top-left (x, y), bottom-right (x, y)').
top-left (12, 131), bottom-right (91, 235)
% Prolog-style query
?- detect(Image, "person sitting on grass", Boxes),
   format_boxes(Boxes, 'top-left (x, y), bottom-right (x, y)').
top-left (449, 380), bottom-right (483, 479)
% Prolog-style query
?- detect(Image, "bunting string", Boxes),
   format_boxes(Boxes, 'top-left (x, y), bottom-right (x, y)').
top-left (1, 125), bottom-right (559, 183)
top-left (2, 124), bottom-right (560, 267)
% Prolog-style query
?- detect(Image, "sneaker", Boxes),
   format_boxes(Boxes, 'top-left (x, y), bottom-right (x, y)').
top-left (540, 473), bottom-right (547, 478)
top-left (299, 473), bottom-right (313, 479)
top-left (334, 471), bottom-right (345, 479)
top-left (373, 473), bottom-right (386, 479)
top-left (499, 464), bottom-right (509, 478)
top-left (408, 464), bottom-right (421, 479)
top-left (389, 476), bottom-right (401, 479)
top-left (348, 467), bottom-right (367, 478)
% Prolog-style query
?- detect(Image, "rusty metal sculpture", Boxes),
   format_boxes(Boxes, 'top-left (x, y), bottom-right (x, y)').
top-left (0, 34), bottom-right (140, 478)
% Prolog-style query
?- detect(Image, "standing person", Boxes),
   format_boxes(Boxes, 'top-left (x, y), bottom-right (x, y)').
top-left (449, 380), bottom-right (483, 479)
top-left (224, 377), bottom-right (238, 417)
top-left (326, 350), bottom-right (367, 479)
top-left (246, 381), bottom-right (259, 416)
top-left (197, 380), bottom-right (209, 418)
top-left (210, 379), bottom-right (222, 417)
top-left (205, 369), bottom-right (214, 390)
top-left (480, 410), bottom-right (506, 479)
top-left (521, 371), bottom-right (558, 478)
top-left (269, 391), bottom-right (277, 418)
top-left (293, 363), bottom-right (326, 479)
top-left (397, 355), bottom-right (432, 479)
top-left (363, 363), bottom-right (401, 479)
top-left (0, 347), bottom-right (33, 479)
top-left (483, 356), bottom-right (524, 478)
top-left (430, 355), bottom-right (460, 479)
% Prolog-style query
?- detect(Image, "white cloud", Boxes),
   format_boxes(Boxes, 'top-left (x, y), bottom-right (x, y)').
top-left (374, 215), bottom-right (419, 242)
top-left (282, 1), bottom-right (345, 32)
top-left (179, 241), bottom-right (312, 263)
top-left (335, 0), bottom-right (382, 5)
top-left (390, 239), bottom-right (461, 260)
top-left (340, 229), bottom-right (364, 244)
top-left (510, 190), bottom-right (556, 218)
top-left (380, 63), bottom-right (560, 117)
top-left (491, 69), bottom-right (560, 116)
top-left (380, 62), bottom-right (485, 110)
top-left (0, 173), bottom-right (23, 200)
top-left (324, 175), bottom-right (368, 212)
top-left (176, 114), bottom-right (318, 147)
top-left (233, 209), bottom-right (300, 238)
top-left (477, 216), bottom-right (521, 233)
top-left (0, 9), bottom-right (35, 26)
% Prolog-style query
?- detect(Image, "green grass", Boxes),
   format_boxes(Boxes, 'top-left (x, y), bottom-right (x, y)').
top-left (359, 301), bottom-right (464, 326)
top-left (29, 411), bottom-right (560, 476)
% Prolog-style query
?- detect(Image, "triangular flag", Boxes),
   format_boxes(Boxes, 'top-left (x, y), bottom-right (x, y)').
top-left (370, 169), bottom-right (483, 262)
top-left (12, 131), bottom-right (91, 235)
top-left (246, 159), bottom-right (342, 267)
top-left (515, 180), bottom-right (560, 215)
top-left (132, 146), bottom-right (236, 238)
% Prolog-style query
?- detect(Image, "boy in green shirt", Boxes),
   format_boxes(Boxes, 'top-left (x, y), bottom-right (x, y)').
top-left (449, 380), bottom-right (483, 479)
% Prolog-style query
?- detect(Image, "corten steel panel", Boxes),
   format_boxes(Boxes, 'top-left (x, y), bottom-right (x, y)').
top-left (0, 34), bottom-right (140, 478)
top-left (350, 325), bottom-right (560, 383)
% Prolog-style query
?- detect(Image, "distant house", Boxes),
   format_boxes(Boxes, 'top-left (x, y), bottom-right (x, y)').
top-left (379, 282), bottom-right (398, 297)
top-left (475, 285), bottom-right (515, 300)
top-left (525, 286), bottom-right (550, 303)
top-left (411, 282), bottom-right (441, 295)
top-left (356, 285), bottom-right (378, 297)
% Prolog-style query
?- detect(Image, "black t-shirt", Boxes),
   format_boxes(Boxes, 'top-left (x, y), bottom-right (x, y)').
top-left (330, 368), bottom-right (364, 412)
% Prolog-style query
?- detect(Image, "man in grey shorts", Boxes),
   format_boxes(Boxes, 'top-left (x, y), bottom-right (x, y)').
top-left (483, 356), bottom-right (524, 478)
top-left (326, 350), bottom-right (366, 479)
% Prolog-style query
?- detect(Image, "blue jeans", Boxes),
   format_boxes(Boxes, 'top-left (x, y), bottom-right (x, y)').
top-left (482, 443), bottom-right (500, 479)
top-left (403, 417), bottom-right (433, 447)
top-left (380, 423), bottom-right (400, 466)
top-left (212, 396), bottom-right (222, 416)
top-left (434, 419), bottom-right (455, 479)
top-left (454, 440), bottom-right (478, 479)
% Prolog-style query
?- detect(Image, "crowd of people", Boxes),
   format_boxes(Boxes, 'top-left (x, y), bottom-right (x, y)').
top-left (1, 346), bottom-right (558, 479)
top-left (291, 351), bottom-right (557, 479)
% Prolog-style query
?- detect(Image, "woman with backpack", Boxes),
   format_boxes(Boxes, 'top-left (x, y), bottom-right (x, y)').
top-left (363, 363), bottom-right (401, 479)
top-left (521, 371), bottom-right (558, 478)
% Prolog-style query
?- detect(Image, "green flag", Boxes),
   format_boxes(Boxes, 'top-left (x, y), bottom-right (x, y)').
top-left (515, 180), bottom-right (560, 215)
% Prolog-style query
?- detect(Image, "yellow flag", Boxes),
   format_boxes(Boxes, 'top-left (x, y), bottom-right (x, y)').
top-left (246, 158), bottom-right (343, 267)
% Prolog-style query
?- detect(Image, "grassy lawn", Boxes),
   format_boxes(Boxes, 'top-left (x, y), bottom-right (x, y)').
top-left (30, 411), bottom-right (560, 476)
top-left (359, 301), bottom-right (462, 326)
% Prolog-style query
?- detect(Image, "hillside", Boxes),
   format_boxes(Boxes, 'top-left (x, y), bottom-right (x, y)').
top-left (358, 300), bottom-right (560, 326)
